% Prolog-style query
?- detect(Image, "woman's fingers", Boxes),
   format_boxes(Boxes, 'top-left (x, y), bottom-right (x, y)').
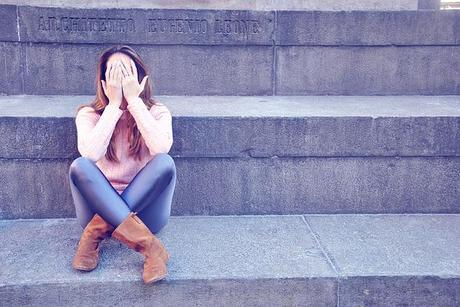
top-left (105, 62), bottom-right (112, 82)
top-left (104, 59), bottom-right (141, 99)
top-left (130, 58), bottom-right (138, 81)
top-left (119, 60), bottom-right (130, 78)
top-left (115, 62), bottom-right (122, 83)
top-left (105, 61), bottom-right (129, 85)
top-left (109, 62), bottom-right (115, 82)
top-left (117, 61), bottom-right (124, 84)
top-left (139, 75), bottom-right (148, 91)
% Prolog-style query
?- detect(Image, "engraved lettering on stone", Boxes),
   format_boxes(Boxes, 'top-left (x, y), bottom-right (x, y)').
top-left (147, 18), bottom-right (207, 34)
top-left (38, 16), bottom-right (136, 33)
top-left (214, 19), bottom-right (261, 34)
top-left (37, 15), bottom-right (264, 38)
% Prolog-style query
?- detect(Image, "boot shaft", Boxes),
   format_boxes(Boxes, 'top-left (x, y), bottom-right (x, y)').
top-left (112, 212), bottom-right (163, 258)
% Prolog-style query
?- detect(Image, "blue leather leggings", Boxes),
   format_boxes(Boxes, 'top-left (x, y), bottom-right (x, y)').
top-left (68, 153), bottom-right (176, 234)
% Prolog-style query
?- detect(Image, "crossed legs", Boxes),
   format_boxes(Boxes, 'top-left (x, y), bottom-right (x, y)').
top-left (68, 153), bottom-right (176, 234)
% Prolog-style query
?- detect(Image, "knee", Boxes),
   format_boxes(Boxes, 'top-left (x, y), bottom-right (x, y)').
top-left (151, 153), bottom-right (176, 179)
top-left (69, 156), bottom-right (95, 182)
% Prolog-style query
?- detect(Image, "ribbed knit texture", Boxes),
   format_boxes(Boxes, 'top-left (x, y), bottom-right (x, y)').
top-left (75, 97), bottom-right (173, 194)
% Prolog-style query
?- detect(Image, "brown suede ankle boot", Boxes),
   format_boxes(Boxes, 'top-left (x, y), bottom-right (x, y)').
top-left (72, 213), bottom-right (115, 271)
top-left (111, 212), bottom-right (169, 284)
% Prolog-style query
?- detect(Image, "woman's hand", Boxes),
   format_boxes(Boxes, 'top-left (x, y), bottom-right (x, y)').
top-left (119, 58), bottom-right (148, 103)
top-left (101, 60), bottom-right (123, 108)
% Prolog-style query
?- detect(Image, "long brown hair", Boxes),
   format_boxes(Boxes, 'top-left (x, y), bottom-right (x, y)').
top-left (75, 45), bottom-right (160, 163)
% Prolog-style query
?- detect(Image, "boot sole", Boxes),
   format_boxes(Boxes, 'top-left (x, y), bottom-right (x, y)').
top-left (144, 272), bottom-right (167, 284)
top-left (73, 264), bottom-right (96, 272)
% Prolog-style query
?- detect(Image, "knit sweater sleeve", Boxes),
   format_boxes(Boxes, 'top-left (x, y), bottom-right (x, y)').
top-left (126, 97), bottom-right (173, 155)
top-left (75, 104), bottom-right (123, 162)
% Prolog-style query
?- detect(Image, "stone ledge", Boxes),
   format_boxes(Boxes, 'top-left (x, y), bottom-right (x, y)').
top-left (2, 0), bottom-right (423, 11)
top-left (0, 5), bottom-right (455, 46)
top-left (0, 95), bottom-right (459, 158)
top-left (1, 43), bottom-right (459, 96)
top-left (0, 213), bottom-right (458, 306)
top-left (1, 156), bottom-right (459, 218)
top-left (276, 10), bottom-right (459, 46)
top-left (0, 214), bottom-right (337, 306)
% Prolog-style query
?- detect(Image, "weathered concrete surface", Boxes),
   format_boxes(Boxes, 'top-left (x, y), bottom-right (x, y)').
top-left (0, 43), bottom-right (22, 95)
top-left (0, 5), bottom-right (17, 41)
top-left (419, 0), bottom-right (441, 9)
top-left (2, 7), bottom-right (451, 45)
top-left (276, 46), bottom-right (460, 95)
top-left (3, 94), bottom-right (460, 118)
top-left (8, 43), bottom-right (456, 96)
top-left (1, 95), bottom-right (459, 158)
top-left (16, 44), bottom-right (273, 95)
top-left (18, 6), bottom-right (275, 45)
top-left (1, 213), bottom-right (458, 306)
top-left (0, 215), bottom-right (337, 306)
top-left (305, 214), bottom-right (460, 306)
top-left (0, 156), bottom-right (459, 219)
top-left (276, 10), bottom-right (459, 46)
top-left (8, 8), bottom-right (452, 46)
top-left (0, 6), bottom-right (457, 95)
top-left (339, 276), bottom-right (460, 307)
top-left (0, 0), bottom-right (423, 11)
top-left (0, 95), bottom-right (459, 218)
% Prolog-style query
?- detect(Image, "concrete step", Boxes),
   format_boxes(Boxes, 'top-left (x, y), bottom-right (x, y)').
top-left (0, 213), bottom-right (458, 306)
top-left (0, 0), bottom-right (440, 11)
top-left (1, 95), bottom-right (459, 218)
top-left (1, 5), bottom-right (458, 95)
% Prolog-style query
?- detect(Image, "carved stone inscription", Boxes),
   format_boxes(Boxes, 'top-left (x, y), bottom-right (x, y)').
top-left (147, 18), bottom-right (261, 35)
top-left (39, 16), bottom-right (136, 33)
top-left (23, 8), bottom-right (273, 44)
top-left (38, 15), bottom-right (263, 36)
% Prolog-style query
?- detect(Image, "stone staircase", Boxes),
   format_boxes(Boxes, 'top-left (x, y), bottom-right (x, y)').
top-left (0, 2), bottom-right (459, 306)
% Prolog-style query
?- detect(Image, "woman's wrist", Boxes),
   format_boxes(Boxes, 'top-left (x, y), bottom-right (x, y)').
top-left (126, 96), bottom-right (141, 105)
top-left (108, 101), bottom-right (122, 109)
top-left (104, 102), bottom-right (124, 117)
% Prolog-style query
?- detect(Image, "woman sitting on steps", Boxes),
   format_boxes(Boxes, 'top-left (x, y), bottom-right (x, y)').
top-left (68, 45), bottom-right (176, 284)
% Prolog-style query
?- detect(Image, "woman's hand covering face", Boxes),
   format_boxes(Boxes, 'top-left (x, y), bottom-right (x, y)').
top-left (101, 60), bottom-right (124, 107)
top-left (119, 58), bottom-right (148, 103)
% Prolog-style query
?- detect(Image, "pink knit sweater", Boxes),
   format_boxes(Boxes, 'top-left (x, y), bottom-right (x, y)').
top-left (75, 97), bottom-right (173, 194)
